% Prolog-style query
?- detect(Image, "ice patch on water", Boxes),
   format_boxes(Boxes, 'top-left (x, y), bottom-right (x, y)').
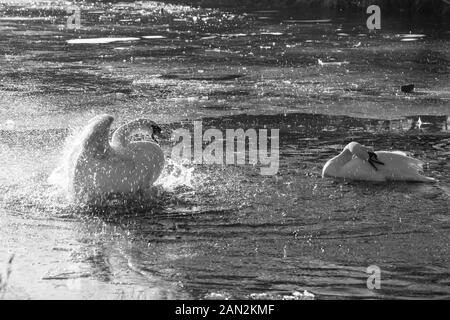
top-left (260, 32), bottom-right (283, 36)
top-left (399, 34), bottom-right (426, 38)
top-left (204, 290), bottom-right (315, 300)
top-left (249, 290), bottom-right (315, 300)
top-left (400, 38), bottom-right (419, 42)
top-left (67, 37), bottom-right (140, 44)
top-left (141, 35), bottom-right (166, 39)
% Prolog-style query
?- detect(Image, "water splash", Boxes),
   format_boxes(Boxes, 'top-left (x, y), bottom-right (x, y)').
top-left (44, 126), bottom-right (197, 210)
top-left (47, 125), bottom-right (84, 197)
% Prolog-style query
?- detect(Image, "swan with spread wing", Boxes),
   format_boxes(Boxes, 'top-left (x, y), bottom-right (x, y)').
top-left (51, 114), bottom-right (165, 202)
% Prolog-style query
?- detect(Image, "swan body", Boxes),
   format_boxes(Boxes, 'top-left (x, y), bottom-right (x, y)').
top-left (322, 142), bottom-right (436, 183)
top-left (53, 114), bottom-right (165, 202)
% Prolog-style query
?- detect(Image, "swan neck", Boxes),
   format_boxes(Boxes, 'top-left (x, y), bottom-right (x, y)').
top-left (324, 148), bottom-right (352, 176)
top-left (337, 148), bottom-right (352, 162)
top-left (111, 120), bottom-right (145, 147)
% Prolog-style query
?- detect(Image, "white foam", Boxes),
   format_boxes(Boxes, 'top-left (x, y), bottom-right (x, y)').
top-left (47, 126), bottom-right (84, 195)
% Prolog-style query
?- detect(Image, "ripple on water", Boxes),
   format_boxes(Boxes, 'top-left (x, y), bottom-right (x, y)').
top-left (1, 111), bottom-right (449, 299)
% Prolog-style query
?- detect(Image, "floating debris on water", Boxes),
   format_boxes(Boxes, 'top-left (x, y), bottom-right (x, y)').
top-left (401, 84), bottom-right (415, 93)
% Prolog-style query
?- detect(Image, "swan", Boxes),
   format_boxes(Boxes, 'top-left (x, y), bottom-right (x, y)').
top-left (53, 114), bottom-right (165, 202)
top-left (322, 142), bottom-right (436, 182)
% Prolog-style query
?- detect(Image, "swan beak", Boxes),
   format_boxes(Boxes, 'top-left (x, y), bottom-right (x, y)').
top-left (151, 124), bottom-right (162, 145)
top-left (368, 151), bottom-right (384, 171)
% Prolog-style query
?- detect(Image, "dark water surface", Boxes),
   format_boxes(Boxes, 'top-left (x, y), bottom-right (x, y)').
top-left (0, 1), bottom-right (449, 299)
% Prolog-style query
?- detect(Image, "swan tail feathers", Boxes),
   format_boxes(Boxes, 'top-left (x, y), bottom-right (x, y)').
top-left (405, 159), bottom-right (437, 183)
top-left (414, 175), bottom-right (437, 183)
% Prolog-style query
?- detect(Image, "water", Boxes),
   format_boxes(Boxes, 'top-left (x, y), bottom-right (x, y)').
top-left (0, 1), bottom-right (449, 299)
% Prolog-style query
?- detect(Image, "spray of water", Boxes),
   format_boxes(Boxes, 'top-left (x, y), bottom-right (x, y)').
top-left (156, 158), bottom-right (195, 192)
top-left (1, 125), bottom-right (198, 215)
top-left (47, 125), bottom-right (84, 196)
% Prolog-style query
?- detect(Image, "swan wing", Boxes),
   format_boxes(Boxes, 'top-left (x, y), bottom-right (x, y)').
top-left (71, 115), bottom-right (114, 199)
top-left (340, 158), bottom-right (386, 181)
top-left (376, 151), bottom-right (424, 169)
top-left (375, 151), bottom-right (435, 182)
top-left (79, 114), bottom-right (114, 158)
top-left (127, 141), bottom-right (165, 183)
top-left (127, 141), bottom-right (165, 167)
top-left (77, 141), bottom-right (165, 195)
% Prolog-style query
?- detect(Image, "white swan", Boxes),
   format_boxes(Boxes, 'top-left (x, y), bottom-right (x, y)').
top-left (322, 142), bottom-right (436, 182)
top-left (54, 114), bottom-right (165, 202)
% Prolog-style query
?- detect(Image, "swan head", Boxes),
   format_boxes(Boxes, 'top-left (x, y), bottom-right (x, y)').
top-left (110, 117), bottom-right (163, 148)
top-left (345, 142), bottom-right (372, 161)
top-left (344, 142), bottom-right (384, 171)
top-left (131, 118), bottom-right (162, 142)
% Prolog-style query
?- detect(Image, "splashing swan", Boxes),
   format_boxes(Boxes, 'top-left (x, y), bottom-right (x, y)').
top-left (51, 114), bottom-right (165, 202)
top-left (322, 142), bottom-right (436, 182)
